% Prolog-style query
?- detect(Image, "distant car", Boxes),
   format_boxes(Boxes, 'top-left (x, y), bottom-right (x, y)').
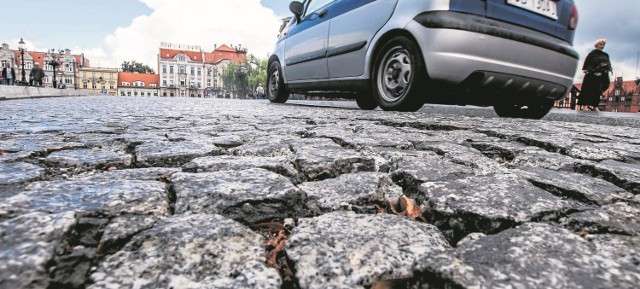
top-left (267, 0), bottom-right (579, 119)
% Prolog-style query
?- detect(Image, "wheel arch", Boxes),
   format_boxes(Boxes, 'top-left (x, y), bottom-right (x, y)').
top-left (267, 54), bottom-right (287, 85)
top-left (367, 29), bottom-right (427, 80)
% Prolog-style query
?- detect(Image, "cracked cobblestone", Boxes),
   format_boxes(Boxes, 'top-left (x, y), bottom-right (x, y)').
top-left (1, 96), bottom-right (639, 289)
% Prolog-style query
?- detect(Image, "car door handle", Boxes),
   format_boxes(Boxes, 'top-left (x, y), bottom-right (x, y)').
top-left (318, 9), bottom-right (328, 18)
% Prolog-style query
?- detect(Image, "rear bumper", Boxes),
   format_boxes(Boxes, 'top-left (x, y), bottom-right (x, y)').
top-left (407, 11), bottom-right (579, 100)
top-left (414, 11), bottom-right (578, 59)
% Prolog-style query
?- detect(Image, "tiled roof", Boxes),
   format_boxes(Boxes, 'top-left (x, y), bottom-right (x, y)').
top-left (205, 44), bottom-right (246, 64)
top-left (606, 79), bottom-right (640, 95)
top-left (159, 44), bottom-right (246, 64)
top-left (159, 48), bottom-right (203, 62)
top-left (118, 72), bottom-right (159, 89)
top-left (29, 52), bottom-right (46, 67)
top-left (13, 50), bottom-right (88, 68)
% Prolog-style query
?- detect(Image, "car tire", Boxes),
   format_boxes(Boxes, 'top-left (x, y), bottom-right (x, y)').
top-left (355, 92), bottom-right (378, 110)
top-left (372, 36), bottom-right (425, 112)
top-left (267, 61), bottom-right (289, 103)
top-left (493, 100), bottom-right (554, 119)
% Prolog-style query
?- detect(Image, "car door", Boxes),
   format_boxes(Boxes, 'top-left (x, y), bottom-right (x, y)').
top-left (327, 0), bottom-right (397, 78)
top-left (284, 0), bottom-right (336, 81)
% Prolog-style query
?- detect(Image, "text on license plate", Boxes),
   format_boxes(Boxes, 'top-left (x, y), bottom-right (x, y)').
top-left (506, 0), bottom-right (558, 20)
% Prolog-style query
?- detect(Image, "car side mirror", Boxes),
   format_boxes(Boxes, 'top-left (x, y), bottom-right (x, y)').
top-left (289, 1), bottom-right (304, 23)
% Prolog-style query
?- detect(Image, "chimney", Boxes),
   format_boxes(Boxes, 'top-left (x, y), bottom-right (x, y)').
top-left (214, 44), bottom-right (217, 49)
top-left (2, 43), bottom-right (8, 50)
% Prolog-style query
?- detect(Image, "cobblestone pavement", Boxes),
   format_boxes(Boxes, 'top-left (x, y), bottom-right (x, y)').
top-left (1, 96), bottom-right (639, 289)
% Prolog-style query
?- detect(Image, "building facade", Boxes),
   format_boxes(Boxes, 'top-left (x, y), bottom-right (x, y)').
top-left (77, 67), bottom-right (119, 95)
top-left (556, 77), bottom-right (640, 112)
top-left (117, 72), bottom-right (159, 97)
top-left (1, 43), bottom-right (88, 88)
top-left (599, 77), bottom-right (640, 113)
top-left (158, 42), bottom-right (247, 98)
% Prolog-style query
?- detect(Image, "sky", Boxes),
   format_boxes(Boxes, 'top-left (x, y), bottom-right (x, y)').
top-left (1, 0), bottom-right (639, 83)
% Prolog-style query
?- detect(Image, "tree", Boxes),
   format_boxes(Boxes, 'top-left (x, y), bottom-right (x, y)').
top-left (121, 60), bottom-right (155, 74)
top-left (221, 54), bottom-right (268, 98)
top-left (247, 54), bottom-right (268, 96)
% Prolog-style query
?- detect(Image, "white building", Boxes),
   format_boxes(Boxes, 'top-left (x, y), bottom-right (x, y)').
top-left (157, 42), bottom-right (247, 98)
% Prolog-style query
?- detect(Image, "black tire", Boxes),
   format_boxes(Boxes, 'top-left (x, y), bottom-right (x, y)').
top-left (493, 100), bottom-right (554, 119)
top-left (267, 61), bottom-right (289, 103)
top-left (372, 36), bottom-right (425, 112)
top-left (355, 92), bottom-right (378, 110)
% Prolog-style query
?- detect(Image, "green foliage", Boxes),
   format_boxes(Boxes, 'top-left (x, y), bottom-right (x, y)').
top-left (121, 60), bottom-right (155, 74)
top-left (221, 54), bottom-right (268, 98)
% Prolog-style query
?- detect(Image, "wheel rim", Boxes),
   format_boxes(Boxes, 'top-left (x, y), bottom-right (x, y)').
top-left (268, 69), bottom-right (279, 98)
top-left (377, 46), bottom-right (413, 103)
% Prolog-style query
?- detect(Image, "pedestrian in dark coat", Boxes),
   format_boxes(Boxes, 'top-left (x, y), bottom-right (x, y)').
top-left (29, 62), bottom-right (45, 87)
top-left (1, 65), bottom-right (16, 85)
top-left (577, 39), bottom-right (612, 111)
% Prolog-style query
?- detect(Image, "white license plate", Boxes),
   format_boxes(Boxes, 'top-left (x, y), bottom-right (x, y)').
top-left (506, 0), bottom-right (558, 20)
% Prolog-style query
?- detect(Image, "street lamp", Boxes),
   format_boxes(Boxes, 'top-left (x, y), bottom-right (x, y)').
top-left (18, 38), bottom-right (26, 84)
top-left (48, 49), bottom-right (61, 88)
top-left (72, 59), bottom-right (77, 90)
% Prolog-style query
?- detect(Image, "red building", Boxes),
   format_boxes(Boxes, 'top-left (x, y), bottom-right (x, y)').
top-left (555, 77), bottom-right (640, 113)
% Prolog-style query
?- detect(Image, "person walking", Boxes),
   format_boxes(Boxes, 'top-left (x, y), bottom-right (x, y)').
top-left (1, 64), bottom-right (16, 85)
top-left (29, 62), bottom-right (44, 87)
top-left (255, 83), bottom-right (264, 99)
top-left (577, 39), bottom-right (612, 111)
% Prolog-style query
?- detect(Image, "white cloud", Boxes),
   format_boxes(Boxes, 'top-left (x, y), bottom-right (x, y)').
top-left (85, 0), bottom-right (281, 70)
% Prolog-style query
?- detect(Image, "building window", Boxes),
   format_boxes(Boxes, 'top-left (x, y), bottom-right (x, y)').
top-left (83, 82), bottom-right (88, 89)
top-left (162, 65), bottom-right (167, 73)
top-left (163, 79), bottom-right (167, 86)
top-left (179, 66), bottom-right (186, 74)
top-left (615, 90), bottom-right (620, 96)
top-left (169, 65), bottom-right (174, 74)
top-left (191, 66), bottom-right (195, 75)
top-left (621, 97), bottom-right (625, 102)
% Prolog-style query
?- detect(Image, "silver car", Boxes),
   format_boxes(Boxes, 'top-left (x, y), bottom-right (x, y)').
top-left (267, 0), bottom-right (579, 119)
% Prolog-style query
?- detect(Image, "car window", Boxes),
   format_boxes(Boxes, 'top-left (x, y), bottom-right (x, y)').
top-left (304, 0), bottom-right (335, 17)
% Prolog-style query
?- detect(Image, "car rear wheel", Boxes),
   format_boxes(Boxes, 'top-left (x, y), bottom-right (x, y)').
top-left (493, 100), bottom-right (554, 119)
top-left (373, 36), bottom-right (425, 112)
top-left (267, 61), bottom-right (289, 103)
